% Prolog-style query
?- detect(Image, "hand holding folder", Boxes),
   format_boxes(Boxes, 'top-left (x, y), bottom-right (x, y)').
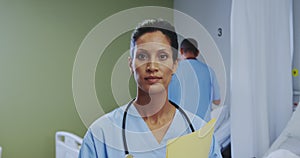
top-left (166, 118), bottom-right (216, 158)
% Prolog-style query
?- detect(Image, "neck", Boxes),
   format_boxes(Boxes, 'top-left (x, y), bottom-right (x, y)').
top-left (134, 89), bottom-right (174, 119)
top-left (182, 52), bottom-right (197, 60)
top-left (185, 57), bottom-right (197, 60)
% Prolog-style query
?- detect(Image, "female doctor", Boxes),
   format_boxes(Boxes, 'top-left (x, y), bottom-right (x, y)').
top-left (78, 19), bottom-right (222, 158)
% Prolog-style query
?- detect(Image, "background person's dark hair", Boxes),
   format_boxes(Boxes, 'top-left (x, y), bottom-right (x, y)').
top-left (130, 19), bottom-right (178, 61)
top-left (180, 38), bottom-right (199, 56)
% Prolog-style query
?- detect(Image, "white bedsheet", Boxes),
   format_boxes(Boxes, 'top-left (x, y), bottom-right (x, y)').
top-left (264, 105), bottom-right (300, 157)
top-left (266, 149), bottom-right (300, 158)
top-left (211, 105), bottom-right (231, 150)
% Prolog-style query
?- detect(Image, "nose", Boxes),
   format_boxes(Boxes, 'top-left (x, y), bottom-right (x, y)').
top-left (146, 61), bottom-right (158, 73)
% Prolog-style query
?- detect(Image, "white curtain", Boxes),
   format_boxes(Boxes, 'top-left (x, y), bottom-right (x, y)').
top-left (231, 0), bottom-right (293, 157)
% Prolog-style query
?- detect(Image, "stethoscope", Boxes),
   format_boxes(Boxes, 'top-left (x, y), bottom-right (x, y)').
top-left (122, 99), bottom-right (195, 158)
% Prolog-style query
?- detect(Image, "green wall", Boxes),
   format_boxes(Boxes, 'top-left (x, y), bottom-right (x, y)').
top-left (0, 1), bottom-right (173, 158)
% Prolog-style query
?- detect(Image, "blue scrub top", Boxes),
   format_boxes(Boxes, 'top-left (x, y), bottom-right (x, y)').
top-left (78, 102), bottom-right (222, 158)
top-left (168, 59), bottom-right (220, 121)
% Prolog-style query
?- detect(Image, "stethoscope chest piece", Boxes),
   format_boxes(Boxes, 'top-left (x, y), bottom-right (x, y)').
top-left (125, 154), bottom-right (134, 158)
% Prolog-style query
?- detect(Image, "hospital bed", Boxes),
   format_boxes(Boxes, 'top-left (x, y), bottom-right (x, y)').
top-left (264, 105), bottom-right (300, 158)
top-left (55, 131), bottom-right (83, 158)
top-left (211, 104), bottom-right (231, 151)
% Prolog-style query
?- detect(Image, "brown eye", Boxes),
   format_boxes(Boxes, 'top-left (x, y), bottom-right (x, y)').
top-left (136, 53), bottom-right (148, 60)
top-left (159, 53), bottom-right (168, 61)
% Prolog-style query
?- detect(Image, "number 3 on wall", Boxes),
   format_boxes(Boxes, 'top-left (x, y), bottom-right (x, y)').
top-left (218, 28), bottom-right (222, 37)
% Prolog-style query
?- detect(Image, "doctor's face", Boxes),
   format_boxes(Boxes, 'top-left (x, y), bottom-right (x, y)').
top-left (129, 31), bottom-right (177, 95)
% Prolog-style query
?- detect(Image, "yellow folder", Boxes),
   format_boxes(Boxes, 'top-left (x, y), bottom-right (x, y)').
top-left (166, 118), bottom-right (216, 158)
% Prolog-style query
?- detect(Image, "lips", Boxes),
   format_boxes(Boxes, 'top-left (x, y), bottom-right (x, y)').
top-left (144, 76), bottom-right (162, 84)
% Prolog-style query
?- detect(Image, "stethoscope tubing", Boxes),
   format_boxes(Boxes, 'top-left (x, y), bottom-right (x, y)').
top-left (121, 99), bottom-right (195, 157)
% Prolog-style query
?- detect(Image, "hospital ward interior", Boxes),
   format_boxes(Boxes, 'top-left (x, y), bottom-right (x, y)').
top-left (0, 0), bottom-right (300, 158)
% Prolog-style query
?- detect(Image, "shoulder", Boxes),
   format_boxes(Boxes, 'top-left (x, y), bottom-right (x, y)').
top-left (179, 59), bottom-right (209, 69)
top-left (207, 66), bottom-right (215, 75)
top-left (91, 105), bottom-right (126, 126)
top-left (89, 105), bottom-right (126, 129)
top-left (81, 105), bottom-right (127, 144)
top-left (177, 60), bottom-right (204, 73)
top-left (207, 66), bottom-right (215, 72)
top-left (181, 108), bottom-right (207, 130)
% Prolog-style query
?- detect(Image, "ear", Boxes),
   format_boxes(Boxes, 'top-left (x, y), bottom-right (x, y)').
top-left (196, 50), bottom-right (200, 57)
top-left (180, 48), bottom-right (184, 55)
top-left (128, 57), bottom-right (133, 73)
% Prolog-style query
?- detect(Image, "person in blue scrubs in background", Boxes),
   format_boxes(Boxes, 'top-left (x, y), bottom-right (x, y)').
top-left (169, 38), bottom-right (221, 122)
top-left (79, 19), bottom-right (222, 158)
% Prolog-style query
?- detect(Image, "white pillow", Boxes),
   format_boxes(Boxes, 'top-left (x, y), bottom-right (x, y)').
top-left (280, 136), bottom-right (300, 156)
top-left (287, 106), bottom-right (300, 138)
top-left (266, 149), bottom-right (300, 158)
